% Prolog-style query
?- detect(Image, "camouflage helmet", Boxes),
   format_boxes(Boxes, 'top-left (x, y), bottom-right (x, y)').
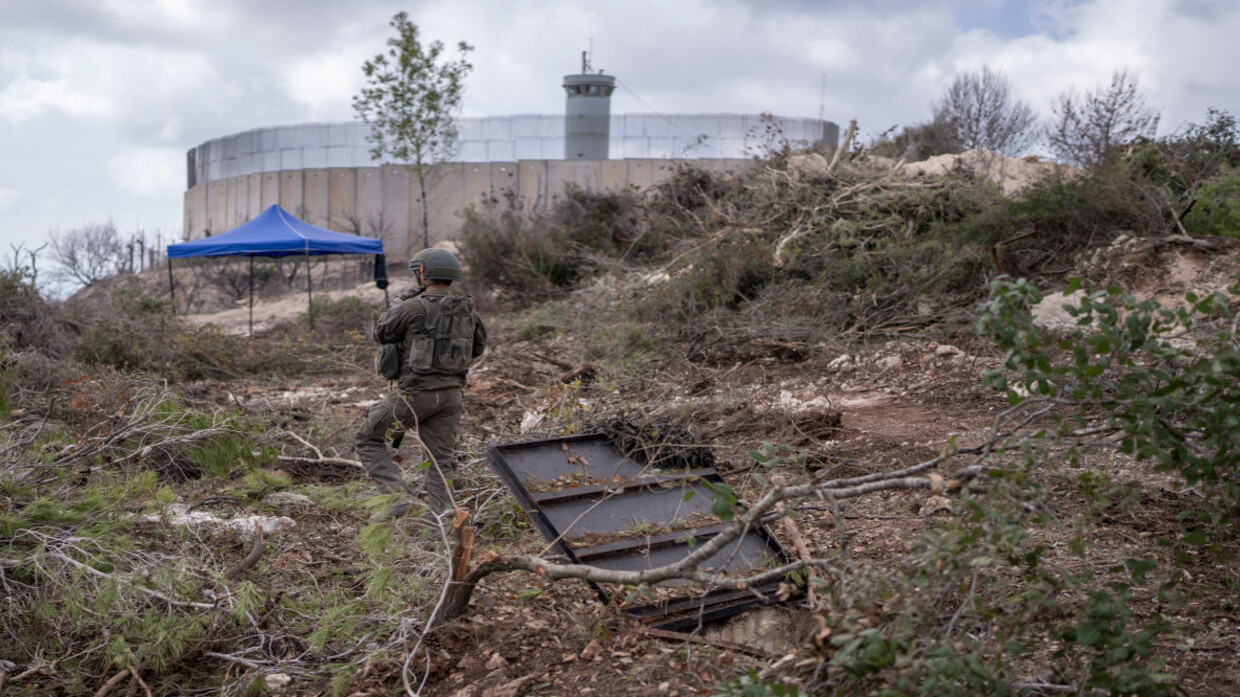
top-left (408, 248), bottom-right (463, 281)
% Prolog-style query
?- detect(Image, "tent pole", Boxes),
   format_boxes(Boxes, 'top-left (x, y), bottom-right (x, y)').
top-left (167, 258), bottom-right (175, 316)
top-left (305, 251), bottom-right (313, 330)
top-left (249, 255), bottom-right (254, 338)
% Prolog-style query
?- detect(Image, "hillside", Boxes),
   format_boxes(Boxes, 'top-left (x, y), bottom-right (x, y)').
top-left (3, 141), bottom-right (1240, 696)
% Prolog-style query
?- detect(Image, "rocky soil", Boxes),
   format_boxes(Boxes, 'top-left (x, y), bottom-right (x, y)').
top-left (156, 235), bottom-right (1240, 696)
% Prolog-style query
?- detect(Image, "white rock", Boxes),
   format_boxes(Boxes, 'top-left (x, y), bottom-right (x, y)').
top-left (827, 354), bottom-right (852, 371)
top-left (934, 344), bottom-right (963, 357)
top-left (1031, 290), bottom-right (1088, 333)
top-left (520, 410), bottom-right (544, 433)
top-left (788, 153), bottom-right (829, 179)
top-left (877, 355), bottom-right (903, 371)
top-left (140, 505), bottom-right (295, 540)
top-left (265, 492), bottom-right (313, 509)
top-left (918, 495), bottom-right (953, 517)
top-left (226, 516), bottom-right (297, 539)
top-left (264, 673), bottom-right (292, 689)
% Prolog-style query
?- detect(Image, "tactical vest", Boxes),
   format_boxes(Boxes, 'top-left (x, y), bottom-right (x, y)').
top-left (407, 294), bottom-right (476, 375)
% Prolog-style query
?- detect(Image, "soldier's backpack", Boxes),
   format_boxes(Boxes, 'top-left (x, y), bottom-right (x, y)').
top-left (407, 294), bottom-right (477, 374)
top-left (374, 342), bottom-right (405, 381)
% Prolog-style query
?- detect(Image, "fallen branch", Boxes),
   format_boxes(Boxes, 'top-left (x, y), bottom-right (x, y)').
top-left (779, 516), bottom-right (818, 609)
top-left (558, 363), bottom-right (600, 384)
top-left (276, 431), bottom-right (363, 470)
top-left (527, 351), bottom-right (574, 371)
top-left (128, 667), bottom-right (153, 697)
top-left (225, 522), bottom-right (265, 580)
top-left (203, 652), bottom-right (271, 670)
top-left (90, 669), bottom-right (130, 697)
top-left (826, 119), bottom-right (857, 175)
top-left (48, 552), bottom-right (218, 611)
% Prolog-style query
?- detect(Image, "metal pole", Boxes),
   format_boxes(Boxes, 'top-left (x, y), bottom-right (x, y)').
top-left (305, 251), bottom-right (313, 330)
top-left (249, 255), bottom-right (254, 338)
top-left (166, 258), bottom-right (176, 316)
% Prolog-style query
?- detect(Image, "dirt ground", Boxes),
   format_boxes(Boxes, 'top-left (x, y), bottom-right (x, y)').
top-left (173, 237), bottom-right (1240, 696)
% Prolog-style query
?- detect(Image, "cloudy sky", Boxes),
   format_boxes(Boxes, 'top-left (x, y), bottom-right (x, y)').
top-left (0, 0), bottom-right (1237, 262)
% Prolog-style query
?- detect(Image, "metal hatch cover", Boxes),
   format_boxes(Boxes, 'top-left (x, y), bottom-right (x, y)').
top-left (486, 433), bottom-right (792, 630)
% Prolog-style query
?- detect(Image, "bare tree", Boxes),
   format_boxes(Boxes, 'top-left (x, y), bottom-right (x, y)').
top-left (7, 242), bottom-right (48, 290)
top-left (48, 222), bottom-right (126, 286)
top-left (1047, 69), bottom-right (1161, 168)
top-left (933, 66), bottom-right (1037, 156)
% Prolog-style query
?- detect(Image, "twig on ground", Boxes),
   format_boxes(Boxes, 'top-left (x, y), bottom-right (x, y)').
top-left (90, 669), bottom-right (130, 697)
top-left (225, 522), bottom-right (265, 580)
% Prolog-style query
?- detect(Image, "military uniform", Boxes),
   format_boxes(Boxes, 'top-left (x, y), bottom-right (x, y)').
top-left (353, 286), bottom-right (487, 514)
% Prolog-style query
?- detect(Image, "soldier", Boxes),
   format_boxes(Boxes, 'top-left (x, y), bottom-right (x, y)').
top-left (354, 248), bottom-right (487, 522)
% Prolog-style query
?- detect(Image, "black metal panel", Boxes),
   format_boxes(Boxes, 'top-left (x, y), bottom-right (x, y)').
top-left (487, 433), bottom-right (794, 629)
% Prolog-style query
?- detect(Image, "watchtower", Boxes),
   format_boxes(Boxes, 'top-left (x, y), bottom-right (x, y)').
top-left (563, 51), bottom-right (615, 160)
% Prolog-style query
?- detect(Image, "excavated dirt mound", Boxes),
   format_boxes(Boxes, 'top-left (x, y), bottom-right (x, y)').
top-left (1034, 233), bottom-right (1240, 331)
top-left (898, 148), bottom-right (1076, 195)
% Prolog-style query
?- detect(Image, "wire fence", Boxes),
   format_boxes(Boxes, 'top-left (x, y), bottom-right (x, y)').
top-left (188, 115), bottom-right (836, 187)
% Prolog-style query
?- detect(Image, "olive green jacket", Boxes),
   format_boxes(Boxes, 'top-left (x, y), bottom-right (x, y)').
top-left (374, 287), bottom-right (487, 391)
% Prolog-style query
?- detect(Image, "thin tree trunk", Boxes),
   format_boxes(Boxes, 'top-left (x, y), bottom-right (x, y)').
top-left (416, 163), bottom-right (430, 250)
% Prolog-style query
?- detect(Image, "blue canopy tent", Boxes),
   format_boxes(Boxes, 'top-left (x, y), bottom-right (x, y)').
top-left (166, 204), bottom-right (386, 335)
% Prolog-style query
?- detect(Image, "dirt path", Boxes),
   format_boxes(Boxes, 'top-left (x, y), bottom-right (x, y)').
top-left (181, 282), bottom-right (388, 335)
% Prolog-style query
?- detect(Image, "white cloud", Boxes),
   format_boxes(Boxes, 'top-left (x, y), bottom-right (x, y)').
top-left (0, 40), bottom-right (222, 126)
top-left (935, 0), bottom-right (1240, 129)
top-left (0, 0), bottom-right (1238, 254)
top-left (0, 188), bottom-right (19, 211)
top-left (108, 147), bottom-right (185, 197)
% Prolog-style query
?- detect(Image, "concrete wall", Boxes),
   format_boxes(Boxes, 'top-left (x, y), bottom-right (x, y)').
top-left (183, 157), bottom-right (755, 258)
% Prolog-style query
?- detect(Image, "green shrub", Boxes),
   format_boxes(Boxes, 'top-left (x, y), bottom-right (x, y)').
top-left (516, 302), bottom-right (566, 340)
top-left (1184, 165), bottom-right (1240, 237)
top-left (459, 184), bottom-right (658, 300)
top-left (302, 294), bottom-right (372, 332)
top-left (586, 321), bottom-right (659, 371)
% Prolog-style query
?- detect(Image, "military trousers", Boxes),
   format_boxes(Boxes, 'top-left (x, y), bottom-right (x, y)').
top-left (353, 386), bottom-right (463, 514)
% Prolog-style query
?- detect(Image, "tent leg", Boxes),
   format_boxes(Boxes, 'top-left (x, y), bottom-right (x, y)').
top-left (167, 258), bottom-right (175, 316)
top-left (305, 252), bottom-right (313, 330)
top-left (249, 255), bottom-right (254, 338)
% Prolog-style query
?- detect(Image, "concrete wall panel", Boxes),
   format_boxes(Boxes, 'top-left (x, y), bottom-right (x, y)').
top-left (356, 167), bottom-right (385, 243)
top-left (185, 158), bottom-right (754, 243)
top-left (207, 181), bottom-right (229, 236)
top-left (183, 184), bottom-right (207, 240)
top-left (489, 163), bottom-right (518, 205)
top-left (302, 169), bottom-right (330, 228)
top-left (434, 161), bottom-right (471, 240)
top-left (328, 168), bottom-right (358, 232)
top-left (626, 160), bottom-right (658, 190)
top-left (261, 172), bottom-right (281, 211)
top-left (247, 174), bottom-right (263, 220)
top-left (279, 171), bottom-right (304, 219)
top-left (227, 176), bottom-right (244, 229)
top-left (463, 163), bottom-right (490, 212)
top-left (518, 161), bottom-right (549, 216)
top-left (600, 160), bottom-right (628, 191)
top-left (380, 166), bottom-right (412, 255)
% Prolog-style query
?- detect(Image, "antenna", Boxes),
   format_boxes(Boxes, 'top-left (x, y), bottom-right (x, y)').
top-left (581, 50), bottom-right (588, 73)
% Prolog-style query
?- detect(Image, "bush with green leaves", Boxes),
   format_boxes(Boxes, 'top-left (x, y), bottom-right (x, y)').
top-left (458, 184), bottom-right (654, 298)
top-left (1183, 165), bottom-right (1240, 238)
top-left (738, 276), bottom-right (1240, 696)
top-left (978, 276), bottom-right (1240, 525)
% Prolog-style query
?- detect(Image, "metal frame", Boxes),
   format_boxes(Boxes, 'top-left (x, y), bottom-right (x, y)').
top-left (486, 433), bottom-right (793, 630)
